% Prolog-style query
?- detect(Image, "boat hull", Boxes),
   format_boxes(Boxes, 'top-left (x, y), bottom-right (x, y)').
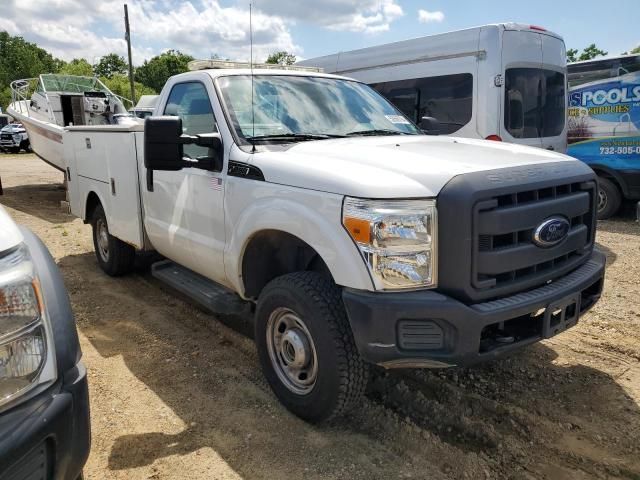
top-left (7, 102), bottom-right (65, 171)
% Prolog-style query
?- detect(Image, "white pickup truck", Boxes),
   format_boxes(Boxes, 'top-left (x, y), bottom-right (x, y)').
top-left (64, 64), bottom-right (605, 422)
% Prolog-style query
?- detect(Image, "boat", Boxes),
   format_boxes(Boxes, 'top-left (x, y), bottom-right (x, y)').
top-left (7, 74), bottom-right (134, 171)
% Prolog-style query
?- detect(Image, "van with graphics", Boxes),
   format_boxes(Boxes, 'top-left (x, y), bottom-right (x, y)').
top-left (568, 54), bottom-right (640, 218)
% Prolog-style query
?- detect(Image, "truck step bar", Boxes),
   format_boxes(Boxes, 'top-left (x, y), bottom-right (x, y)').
top-left (151, 260), bottom-right (251, 317)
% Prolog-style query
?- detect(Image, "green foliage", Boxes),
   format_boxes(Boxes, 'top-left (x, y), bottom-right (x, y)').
top-left (94, 53), bottom-right (128, 78)
top-left (134, 50), bottom-right (194, 92)
top-left (100, 74), bottom-right (156, 106)
top-left (0, 31), bottom-right (61, 109)
top-left (265, 51), bottom-right (297, 66)
top-left (567, 44), bottom-right (607, 63)
top-left (58, 58), bottom-right (94, 76)
top-left (622, 45), bottom-right (640, 55)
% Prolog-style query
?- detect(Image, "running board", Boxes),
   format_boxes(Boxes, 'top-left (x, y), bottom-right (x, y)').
top-left (151, 260), bottom-right (251, 317)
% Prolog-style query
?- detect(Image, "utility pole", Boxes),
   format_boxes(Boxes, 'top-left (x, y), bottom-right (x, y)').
top-left (124, 4), bottom-right (136, 104)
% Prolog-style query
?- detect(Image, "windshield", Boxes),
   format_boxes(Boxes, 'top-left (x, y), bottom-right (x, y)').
top-left (504, 68), bottom-right (565, 138)
top-left (217, 75), bottom-right (422, 143)
top-left (40, 74), bottom-right (110, 95)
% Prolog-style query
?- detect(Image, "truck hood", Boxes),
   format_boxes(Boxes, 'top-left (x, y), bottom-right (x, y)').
top-left (0, 205), bottom-right (24, 253)
top-left (250, 135), bottom-right (578, 198)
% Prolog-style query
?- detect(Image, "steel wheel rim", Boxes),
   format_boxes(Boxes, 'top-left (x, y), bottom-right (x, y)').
top-left (597, 188), bottom-right (607, 213)
top-left (96, 218), bottom-right (110, 263)
top-left (266, 307), bottom-right (318, 395)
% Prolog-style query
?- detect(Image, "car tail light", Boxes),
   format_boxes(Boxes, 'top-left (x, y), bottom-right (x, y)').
top-left (485, 135), bottom-right (502, 141)
top-left (529, 25), bottom-right (547, 31)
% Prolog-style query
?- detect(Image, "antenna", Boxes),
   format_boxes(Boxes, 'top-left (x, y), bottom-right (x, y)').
top-left (124, 4), bottom-right (136, 104)
top-left (249, 3), bottom-right (256, 152)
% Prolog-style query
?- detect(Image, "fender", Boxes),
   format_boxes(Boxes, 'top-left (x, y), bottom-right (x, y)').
top-left (224, 192), bottom-right (375, 297)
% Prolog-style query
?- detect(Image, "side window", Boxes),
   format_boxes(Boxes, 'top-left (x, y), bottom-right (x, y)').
top-left (164, 82), bottom-right (217, 159)
top-left (372, 73), bottom-right (473, 134)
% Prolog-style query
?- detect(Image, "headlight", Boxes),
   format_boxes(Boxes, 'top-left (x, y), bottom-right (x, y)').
top-left (343, 198), bottom-right (437, 290)
top-left (12, 134), bottom-right (21, 142)
top-left (0, 245), bottom-right (56, 410)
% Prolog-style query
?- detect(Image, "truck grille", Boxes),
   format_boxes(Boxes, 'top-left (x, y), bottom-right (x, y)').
top-left (472, 181), bottom-right (596, 294)
top-left (436, 162), bottom-right (598, 303)
top-left (0, 133), bottom-right (12, 141)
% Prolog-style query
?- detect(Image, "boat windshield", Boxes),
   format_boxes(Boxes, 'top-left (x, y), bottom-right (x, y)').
top-left (40, 74), bottom-right (110, 94)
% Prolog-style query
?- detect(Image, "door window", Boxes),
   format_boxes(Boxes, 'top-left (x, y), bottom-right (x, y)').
top-left (164, 82), bottom-right (217, 159)
top-left (371, 73), bottom-right (473, 134)
top-left (504, 68), bottom-right (565, 138)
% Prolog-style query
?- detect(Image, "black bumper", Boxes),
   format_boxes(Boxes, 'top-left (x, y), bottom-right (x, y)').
top-left (0, 365), bottom-right (90, 480)
top-left (343, 249), bottom-right (606, 368)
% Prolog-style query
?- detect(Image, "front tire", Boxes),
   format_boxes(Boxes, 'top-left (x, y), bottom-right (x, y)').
top-left (255, 272), bottom-right (369, 423)
top-left (597, 177), bottom-right (622, 220)
top-left (91, 204), bottom-right (135, 276)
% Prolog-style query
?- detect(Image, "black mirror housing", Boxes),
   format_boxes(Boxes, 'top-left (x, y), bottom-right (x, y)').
top-left (144, 116), bottom-right (185, 171)
top-left (145, 117), bottom-right (224, 173)
top-left (419, 116), bottom-right (441, 135)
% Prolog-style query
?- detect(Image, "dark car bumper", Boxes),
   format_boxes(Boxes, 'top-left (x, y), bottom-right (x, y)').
top-left (343, 249), bottom-right (605, 368)
top-left (0, 364), bottom-right (90, 480)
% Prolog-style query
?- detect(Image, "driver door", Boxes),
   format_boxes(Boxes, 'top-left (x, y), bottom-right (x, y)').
top-left (142, 81), bottom-right (227, 284)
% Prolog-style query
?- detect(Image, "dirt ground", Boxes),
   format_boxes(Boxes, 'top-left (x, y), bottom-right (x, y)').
top-left (1, 153), bottom-right (639, 480)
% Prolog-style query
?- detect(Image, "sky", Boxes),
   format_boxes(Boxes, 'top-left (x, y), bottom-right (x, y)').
top-left (0, 0), bottom-right (638, 65)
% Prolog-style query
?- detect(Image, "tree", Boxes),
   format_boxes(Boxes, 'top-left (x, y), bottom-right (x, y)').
top-left (100, 74), bottom-right (156, 105)
top-left (567, 44), bottom-right (607, 63)
top-left (0, 31), bottom-right (61, 109)
top-left (621, 45), bottom-right (640, 55)
top-left (94, 53), bottom-right (128, 79)
top-left (135, 50), bottom-right (194, 92)
top-left (58, 58), bottom-right (94, 76)
top-left (265, 51), bottom-right (296, 66)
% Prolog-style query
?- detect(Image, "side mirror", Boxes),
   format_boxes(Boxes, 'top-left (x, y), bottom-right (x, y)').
top-left (144, 116), bottom-right (224, 191)
top-left (144, 116), bottom-right (185, 171)
top-left (144, 116), bottom-right (223, 171)
top-left (419, 116), bottom-right (440, 135)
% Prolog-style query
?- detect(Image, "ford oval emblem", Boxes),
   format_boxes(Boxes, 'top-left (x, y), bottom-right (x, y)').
top-left (533, 217), bottom-right (570, 248)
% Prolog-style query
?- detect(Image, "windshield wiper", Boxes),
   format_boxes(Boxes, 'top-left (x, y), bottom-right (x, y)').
top-left (345, 129), bottom-right (415, 137)
top-left (245, 133), bottom-right (345, 142)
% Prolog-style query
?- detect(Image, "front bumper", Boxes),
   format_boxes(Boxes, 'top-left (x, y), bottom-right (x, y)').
top-left (343, 249), bottom-right (606, 368)
top-left (0, 363), bottom-right (90, 480)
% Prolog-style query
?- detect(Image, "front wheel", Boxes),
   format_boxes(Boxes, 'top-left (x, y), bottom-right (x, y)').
top-left (596, 177), bottom-right (622, 220)
top-left (91, 204), bottom-right (135, 276)
top-left (255, 272), bottom-right (369, 423)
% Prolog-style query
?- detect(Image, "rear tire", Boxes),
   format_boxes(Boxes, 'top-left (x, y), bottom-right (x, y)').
top-left (596, 177), bottom-right (621, 220)
top-left (255, 272), bottom-right (369, 423)
top-left (91, 204), bottom-right (135, 276)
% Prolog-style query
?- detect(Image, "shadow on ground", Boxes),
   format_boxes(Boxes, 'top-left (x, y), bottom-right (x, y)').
top-left (0, 182), bottom-right (71, 224)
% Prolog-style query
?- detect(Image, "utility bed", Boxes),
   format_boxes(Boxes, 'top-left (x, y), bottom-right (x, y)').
top-left (65, 124), bottom-right (146, 249)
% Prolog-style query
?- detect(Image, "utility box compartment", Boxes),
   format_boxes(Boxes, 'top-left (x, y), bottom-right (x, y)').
top-left (65, 124), bottom-right (145, 248)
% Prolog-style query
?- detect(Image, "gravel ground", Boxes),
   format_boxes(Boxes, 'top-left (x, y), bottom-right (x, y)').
top-left (1, 153), bottom-right (639, 480)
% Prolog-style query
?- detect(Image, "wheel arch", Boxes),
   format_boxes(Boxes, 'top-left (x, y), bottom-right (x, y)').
top-left (241, 230), bottom-right (333, 300)
top-left (589, 164), bottom-right (628, 198)
top-left (226, 197), bottom-right (374, 299)
top-left (84, 190), bottom-right (108, 224)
